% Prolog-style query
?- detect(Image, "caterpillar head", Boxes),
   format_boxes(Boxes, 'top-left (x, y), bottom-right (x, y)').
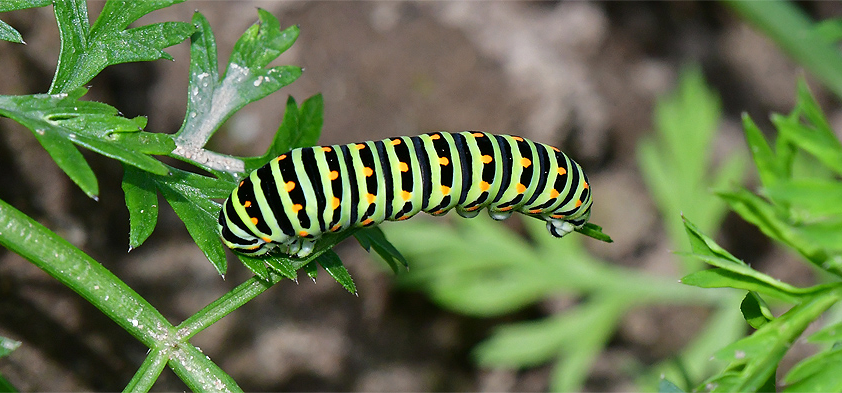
top-left (217, 200), bottom-right (275, 256)
top-left (217, 206), bottom-right (317, 258)
top-left (218, 222), bottom-right (274, 256)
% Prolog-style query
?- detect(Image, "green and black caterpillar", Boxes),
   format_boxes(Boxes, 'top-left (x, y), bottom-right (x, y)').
top-left (218, 131), bottom-right (592, 258)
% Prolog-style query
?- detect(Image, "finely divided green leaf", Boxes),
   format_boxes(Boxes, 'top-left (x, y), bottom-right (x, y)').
top-left (682, 216), bottom-right (744, 264)
top-left (718, 188), bottom-right (838, 274)
top-left (30, 123), bottom-right (100, 198)
top-left (765, 178), bottom-right (842, 218)
top-left (174, 10), bottom-right (301, 157)
top-left (575, 222), bottom-right (613, 243)
top-left (294, 94), bottom-right (324, 149)
top-left (179, 11), bottom-right (218, 132)
top-left (725, 2), bottom-right (842, 100)
top-left (303, 261), bottom-right (318, 281)
top-left (795, 79), bottom-right (835, 141)
top-left (773, 112), bottom-right (842, 176)
top-left (152, 168), bottom-right (231, 275)
top-left (659, 378), bottom-right (686, 393)
top-left (122, 165), bottom-right (160, 250)
top-left (50, 0), bottom-right (194, 93)
top-left (697, 292), bottom-right (839, 392)
top-left (681, 217), bottom-right (836, 299)
top-left (806, 319), bottom-right (842, 343)
top-left (783, 347), bottom-right (842, 392)
top-left (741, 291), bottom-right (774, 329)
top-left (247, 93), bottom-right (324, 172)
top-left (237, 254), bottom-right (270, 281)
top-left (680, 268), bottom-right (797, 302)
top-left (262, 254), bottom-right (298, 281)
top-left (637, 67), bottom-right (744, 272)
top-left (259, 96), bottom-right (300, 162)
top-left (474, 314), bottom-right (569, 368)
top-left (229, 8), bottom-right (298, 70)
top-left (0, 336), bottom-right (20, 358)
top-left (354, 226), bottom-right (408, 274)
top-left (814, 19), bottom-right (842, 43)
top-left (316, 250), bottom-right (356, 295)
top-left (476, 300), bottom-right (622, 392)
top-left (0, 89), bottom-right (173, 197)
top-left (0, 0), bottom-right (52, 12)
top-left (742, 113), bottom-right (785, 188)
top-left (50, 0), bottom-right (89, 94)
top-left (0, 19), bottom-right (23, 43)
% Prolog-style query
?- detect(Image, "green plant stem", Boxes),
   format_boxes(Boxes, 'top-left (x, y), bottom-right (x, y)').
top-left (725, 0), bottom-right (842, 100)
top-left (169, 344), bottom-right (243, 393)
top-left (176, 273), bottom-right (285, 340)
top-left (0, 198), bottom-right (246, 391)
top-left (124, 348), bottom-right (169, 393)
top-left (734, 290), bottom-right (840, 392)
top-left (0, 198), bottom-right (173, 347)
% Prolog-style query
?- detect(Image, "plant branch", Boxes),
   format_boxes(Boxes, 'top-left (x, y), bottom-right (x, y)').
top-left (0, 198), bottom-right (173, 347)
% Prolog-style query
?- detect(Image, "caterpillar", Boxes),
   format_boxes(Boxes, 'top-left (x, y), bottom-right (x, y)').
top-left (218, 131), bottom-right (592, 258)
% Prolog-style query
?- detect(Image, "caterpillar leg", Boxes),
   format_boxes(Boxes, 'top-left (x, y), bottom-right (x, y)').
top-left (455, 207), bottom-right (481, 218)
top-left (284, 241), bottom-right (302, 256)
top-left (488, 210), bottom-right (513, 221)
top-left (547, 219), bottom-right (576, 238)
top-left (285, 238), bottom-right (317, 258)
top-left (297, 240), bottom-right (316, 258)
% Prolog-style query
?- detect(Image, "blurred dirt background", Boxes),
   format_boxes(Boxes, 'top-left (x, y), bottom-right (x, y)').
top-left (1, 1), bottom-right (841, 391)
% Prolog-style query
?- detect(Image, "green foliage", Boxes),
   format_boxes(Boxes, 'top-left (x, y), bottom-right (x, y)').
top-left (0, 19), bottom-right (23, 43)
top-left (0, 1), bottom-right (52, 43)
top-left (725, 1), bottom-right (842, 100)
top-left (387, 213), bottom-right (716, 391)
top-left (679, 81), bottom-right (842, 392)
top-left (574, 222), bottom-right (613, 243)
top-left (354, 227), bottom-right (409, 273)
top-left (172, 10), bottom-right (301, 177)
top-left (316, 250), bottom-right (357, 295)
top-left (242, 94), bottom-right (324, 173)
top-left (49, 0), bottom-right (194, 94)
top-left (0, 1), bottom-right (392, 390)
top-left (637, 66), bottom-right (747, 271)
top-left (721, 82), bottom-right (842, 276)
top-left (0, 336), bottom-right (21, 392)
top-left (0, 88), bottom-right (173, 199)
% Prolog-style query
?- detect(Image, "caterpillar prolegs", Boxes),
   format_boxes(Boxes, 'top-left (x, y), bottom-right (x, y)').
top-left (218, 131), bottom-right (593, 258)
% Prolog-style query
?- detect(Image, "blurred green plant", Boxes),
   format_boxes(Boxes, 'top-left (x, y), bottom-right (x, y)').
top-left (675, 80), bottom-right (842, 393)
top-left (0, 1), bottom-right (399, 390)
top-left (637, 67), bottom-right (747, 271)
top-left (0, 336), bottom-right (21, 391)
top-left (638, 67), bottom-right (749, 391)
top-left (385, 68), bottom-right (747, 391)
top-left (725, 1), bottom-right (842, 100)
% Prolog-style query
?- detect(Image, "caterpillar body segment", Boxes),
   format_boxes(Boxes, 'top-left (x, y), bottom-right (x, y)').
top-left (218, 132), bottom-right (593, 258)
